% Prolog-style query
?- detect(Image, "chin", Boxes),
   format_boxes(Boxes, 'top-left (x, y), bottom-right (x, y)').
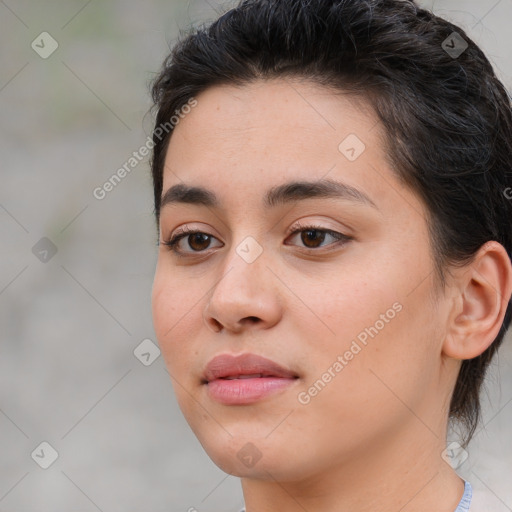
top-left (193, 428), bottom-right (312, 482)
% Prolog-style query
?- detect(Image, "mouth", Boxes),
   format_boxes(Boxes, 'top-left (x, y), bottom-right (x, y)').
top-left (221, 373), bottom-right (277, 380)
top-left (202, 352), bottom-right (299, 382)
top-left (202, 353), bottom-right (300, 405)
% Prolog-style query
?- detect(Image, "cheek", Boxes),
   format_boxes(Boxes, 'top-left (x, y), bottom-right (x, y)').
top-left (288, 264), bottom-right (402, 358)
top-left (151, 270), bottom-right (206, 422)
top-left (288, 303), bottom-right (439, 458)
top-left (151, 266), bottom-right (201, 370)
top-left (151, 275), bottom-right (178, 343)
top-left (288, 244), bottom-right (439, 406)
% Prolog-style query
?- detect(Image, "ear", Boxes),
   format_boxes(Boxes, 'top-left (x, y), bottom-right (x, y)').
top-left (443, 241), bottom-right (512, 360)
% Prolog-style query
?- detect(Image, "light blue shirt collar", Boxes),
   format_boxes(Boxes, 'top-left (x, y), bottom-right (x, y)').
top-left (455, 480), bottom-right (473, 512)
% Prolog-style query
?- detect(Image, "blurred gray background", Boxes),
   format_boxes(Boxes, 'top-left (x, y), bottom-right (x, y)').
top-left (0, 1), bottom-right (511, 511)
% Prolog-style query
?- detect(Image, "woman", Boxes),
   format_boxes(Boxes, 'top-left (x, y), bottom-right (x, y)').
top-left (149, 0), bottom-right (512, 510)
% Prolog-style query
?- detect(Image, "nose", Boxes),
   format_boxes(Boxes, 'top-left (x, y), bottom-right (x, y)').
top-left (203, 245), bottom-right (283, 334)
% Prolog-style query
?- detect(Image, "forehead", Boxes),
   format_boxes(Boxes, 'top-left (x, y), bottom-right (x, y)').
top-left (165, 78), bottom-right (378, 166)
top-left (161, 79), bottom-right (421, 218)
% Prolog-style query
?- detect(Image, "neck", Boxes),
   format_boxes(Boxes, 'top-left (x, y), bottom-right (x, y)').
top-left (241, 421), bottom-right (465, 512)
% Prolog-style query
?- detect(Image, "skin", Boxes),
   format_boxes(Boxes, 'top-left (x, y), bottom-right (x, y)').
top-left (151, 78), bottom-right (512, 512)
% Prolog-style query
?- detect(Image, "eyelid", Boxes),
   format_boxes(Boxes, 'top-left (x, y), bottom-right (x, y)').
top-left (165, 223), bottom-right (221, 245)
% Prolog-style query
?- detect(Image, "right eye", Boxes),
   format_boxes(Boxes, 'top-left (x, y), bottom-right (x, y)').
top-left (161, 227), bottom-right (224, 257)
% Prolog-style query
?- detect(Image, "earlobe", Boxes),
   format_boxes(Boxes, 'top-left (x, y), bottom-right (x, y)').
top-left (443, 241), bottom-right (512, 361)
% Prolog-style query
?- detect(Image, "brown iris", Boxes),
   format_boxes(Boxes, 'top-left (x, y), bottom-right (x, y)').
top-left (188, 233), bottom-right (212, 251)
top-left (300, 229), bottom-right (326, 248)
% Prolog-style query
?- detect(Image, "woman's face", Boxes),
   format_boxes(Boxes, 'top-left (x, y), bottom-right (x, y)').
top-left (152, 79), bottom-right (453, 481)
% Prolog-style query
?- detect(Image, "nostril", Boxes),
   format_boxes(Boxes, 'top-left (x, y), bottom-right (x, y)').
top-left (209, 318), bottom-right (222, 332)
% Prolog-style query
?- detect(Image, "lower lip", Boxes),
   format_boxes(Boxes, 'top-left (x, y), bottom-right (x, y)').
top-left (205, 377), bottom-right (297, 405)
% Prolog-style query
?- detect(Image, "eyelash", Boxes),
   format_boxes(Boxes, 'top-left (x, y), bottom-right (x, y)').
top-left (161, 222), bottom-right (352, 258)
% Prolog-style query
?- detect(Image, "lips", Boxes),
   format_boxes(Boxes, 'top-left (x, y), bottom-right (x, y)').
top-left (202, 353), bottom-right (300, 405)
top-left (202, 353), bottom-right (299, 383)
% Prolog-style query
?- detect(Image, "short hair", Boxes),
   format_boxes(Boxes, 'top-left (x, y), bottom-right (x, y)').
top-left (149, 0), bottom-right (512, 446)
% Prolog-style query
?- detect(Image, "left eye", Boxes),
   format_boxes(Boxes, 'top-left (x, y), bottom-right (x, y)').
top-left (285, 225), bottom-right (350, 249)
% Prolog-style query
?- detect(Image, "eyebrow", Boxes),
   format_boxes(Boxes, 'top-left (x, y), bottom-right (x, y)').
top-left (160, 178), bottom-right (378, 211)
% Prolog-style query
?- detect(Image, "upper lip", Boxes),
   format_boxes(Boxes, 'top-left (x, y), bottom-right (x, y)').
top-left (202, 353), bottom-right (299, 383)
